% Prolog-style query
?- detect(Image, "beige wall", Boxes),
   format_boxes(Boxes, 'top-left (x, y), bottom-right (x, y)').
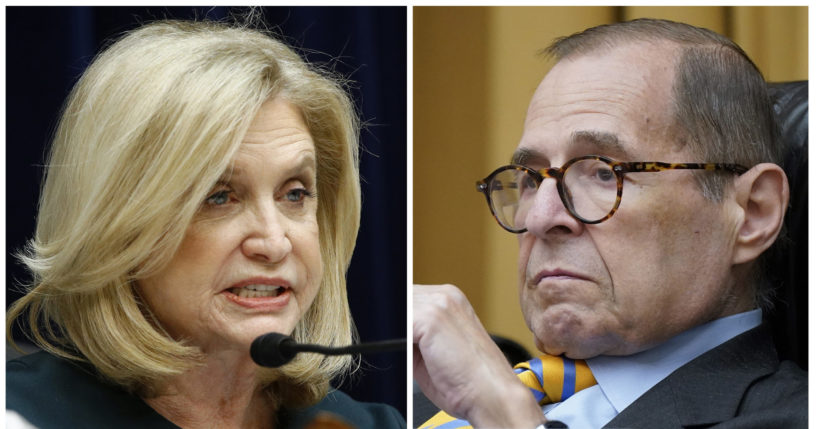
top-left (413, 6), bottom-right (807, 353)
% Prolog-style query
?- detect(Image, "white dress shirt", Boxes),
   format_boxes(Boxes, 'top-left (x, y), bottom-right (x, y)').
top-left (542, 309), bottom-right (762, 428)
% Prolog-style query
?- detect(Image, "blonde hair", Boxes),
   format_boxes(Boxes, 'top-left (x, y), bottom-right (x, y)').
top-left (7, 19), bottom-right (361, 408)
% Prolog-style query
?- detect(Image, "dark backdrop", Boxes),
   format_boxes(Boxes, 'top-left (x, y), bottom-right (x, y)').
top-left (6, 6), bottom-right (407, 416)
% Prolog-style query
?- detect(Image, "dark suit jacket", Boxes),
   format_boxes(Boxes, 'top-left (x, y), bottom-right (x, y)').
top-left (412, 325), bottom-right (806, 428)
top-left (7, 351), bottom-right (406, 429)
top-left (604, 325), bottom-right (807, 428)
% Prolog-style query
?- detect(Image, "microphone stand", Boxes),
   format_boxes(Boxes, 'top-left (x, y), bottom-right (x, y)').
top-left (290, 339), bottom-right (407, 356)
top-left (251, 332), bottom-right (406, 368)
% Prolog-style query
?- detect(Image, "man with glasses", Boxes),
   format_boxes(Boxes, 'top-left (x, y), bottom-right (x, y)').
top-left (414, 19), bottom-right (806, 428)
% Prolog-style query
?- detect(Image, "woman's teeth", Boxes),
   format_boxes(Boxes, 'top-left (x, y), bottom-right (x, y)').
top-left (230, 285), bottom-right (284, 298)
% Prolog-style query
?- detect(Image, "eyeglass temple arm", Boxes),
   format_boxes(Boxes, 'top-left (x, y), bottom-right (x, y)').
top-left (617, 161), bottom-right (749, 174)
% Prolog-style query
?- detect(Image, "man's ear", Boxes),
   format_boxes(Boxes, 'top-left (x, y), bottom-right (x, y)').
top-left (732, 163), bottom-right (789, 265)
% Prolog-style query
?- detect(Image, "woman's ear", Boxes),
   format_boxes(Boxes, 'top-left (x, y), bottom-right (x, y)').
top-left (732, 163), bottom-right (789, 265)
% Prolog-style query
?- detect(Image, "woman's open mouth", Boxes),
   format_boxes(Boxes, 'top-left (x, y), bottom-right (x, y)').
top-left (228, 285), bottom-right (287, 298)
top-left (222, 278), bottom-right (293, 310)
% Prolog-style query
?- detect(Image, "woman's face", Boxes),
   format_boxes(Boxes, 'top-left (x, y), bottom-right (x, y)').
top-left (137, 98), bottom-right (323, 356)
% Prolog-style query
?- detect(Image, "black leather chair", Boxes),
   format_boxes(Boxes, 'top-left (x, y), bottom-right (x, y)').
top-left (765, 80), bottom-right (807, 371)
top-left (412, 81), bottom-right (808, 427)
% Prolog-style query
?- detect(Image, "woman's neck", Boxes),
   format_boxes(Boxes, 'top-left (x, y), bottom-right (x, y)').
top-left (143, 350), bottom-right (276, 429)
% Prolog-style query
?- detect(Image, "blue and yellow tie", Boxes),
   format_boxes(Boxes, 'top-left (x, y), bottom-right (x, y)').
top-left (419, 355), bottom-right (596, 429)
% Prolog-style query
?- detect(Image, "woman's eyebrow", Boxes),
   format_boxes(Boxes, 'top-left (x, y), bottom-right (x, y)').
top-left (283, 152), bottom-right (317, 177)
top-left (218, 152), bottom-right (316, 183)
top-left (217, 165), bottom-right (242, 183)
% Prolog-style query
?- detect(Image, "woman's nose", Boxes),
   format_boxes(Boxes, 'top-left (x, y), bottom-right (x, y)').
top-left (241, 205), bottom-right (292, 264)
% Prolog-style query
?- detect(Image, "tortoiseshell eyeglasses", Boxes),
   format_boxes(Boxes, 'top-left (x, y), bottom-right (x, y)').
top-left (476, 155), bottom-right (748, 233)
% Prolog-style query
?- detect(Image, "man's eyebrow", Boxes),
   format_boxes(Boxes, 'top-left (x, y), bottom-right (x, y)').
top-left (570, 130), bottom-right (634, 159)
top-left (511, 131), bottom-right (636, 166)
top-left (511, 148), bottom-right (541, 165)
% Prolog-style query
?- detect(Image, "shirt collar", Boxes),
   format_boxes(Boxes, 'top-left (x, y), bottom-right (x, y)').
top-left (586, 309), bottom-right (762, 413)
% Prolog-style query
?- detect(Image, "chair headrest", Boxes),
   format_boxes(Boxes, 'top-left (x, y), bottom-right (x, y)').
top-left (765, 80), bottom-right (807, 370)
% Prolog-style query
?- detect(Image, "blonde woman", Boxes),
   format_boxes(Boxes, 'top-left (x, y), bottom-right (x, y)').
top-left (7, 20), bottom-right (405, 429)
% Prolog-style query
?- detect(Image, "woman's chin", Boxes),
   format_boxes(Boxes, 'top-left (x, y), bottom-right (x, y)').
top-left (239, 318), bottom-right (297, 346)
top-left (187, 317), bottom-right (298, 360)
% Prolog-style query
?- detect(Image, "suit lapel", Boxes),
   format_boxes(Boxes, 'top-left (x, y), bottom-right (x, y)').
top-left (604, 325), bottom-right (778, 428)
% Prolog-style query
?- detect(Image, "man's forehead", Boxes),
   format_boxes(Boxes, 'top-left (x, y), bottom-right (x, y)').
top-left (519, 42), bottom-right (680, 162)
top-left (533, 42), bottom-right (678, 107)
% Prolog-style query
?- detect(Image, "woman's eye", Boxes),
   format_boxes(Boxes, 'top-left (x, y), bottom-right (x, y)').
top-left (284, 188), bottom-right (314, 203)
top-left (205, 190), bottom-right (233, 206)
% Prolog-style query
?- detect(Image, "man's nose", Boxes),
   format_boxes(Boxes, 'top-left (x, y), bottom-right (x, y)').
top-left (523, 179), bottom-right (583, 237)
top-left (241, 204), bottom-right (292, 264)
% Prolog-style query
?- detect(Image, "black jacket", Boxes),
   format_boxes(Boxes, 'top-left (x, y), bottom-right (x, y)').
top-left (7, 351), bottom-right (405, 429)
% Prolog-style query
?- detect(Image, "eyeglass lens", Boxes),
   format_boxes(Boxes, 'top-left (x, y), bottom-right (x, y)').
top-left (488, 158), bottom-right (619, 229)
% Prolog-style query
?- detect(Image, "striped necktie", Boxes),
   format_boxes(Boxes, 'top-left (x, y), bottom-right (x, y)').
top-left (419, 355), bottom-right (597, 429)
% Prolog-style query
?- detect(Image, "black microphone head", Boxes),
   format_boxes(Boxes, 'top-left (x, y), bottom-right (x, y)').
top-left (251, 332), bottom-right (297, 368)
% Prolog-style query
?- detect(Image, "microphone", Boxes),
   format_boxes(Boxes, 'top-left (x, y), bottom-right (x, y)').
top-left (250, 332), bottom-right (406, 368)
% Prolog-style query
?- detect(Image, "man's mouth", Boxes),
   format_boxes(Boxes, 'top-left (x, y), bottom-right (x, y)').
top-left (533, 269), bottom-right (590, 285)
top-left (228, 285), bottom-right (287, 298)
